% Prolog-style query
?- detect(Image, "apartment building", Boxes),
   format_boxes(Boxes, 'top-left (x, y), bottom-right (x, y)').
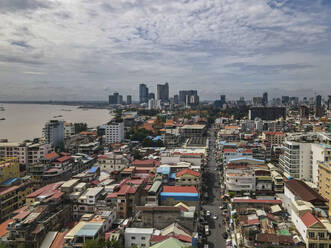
top-left (0, 157), bottom-right (20, 183)
top-left (179, 125), bottom-right (207, 138)
top-left (279, 141), bottom-right (311, 180)
top-left (291, 200), bottom-right (331, 248)
top-left (105, 121), bottom-right (124, 144)
top-left (311, 144), bottom-right (331, 185)
top-left (225, 164), bottom-right (256, 193)
top-left (43, 120), bottom-right (64, 147)
top-left (124, 228), bottom-right (154, 248)
top-left (318, 161), bottom-right (331, 217)
top-left (0, 142), bottom-right (51, 167)
top-left (64, 122), bottom-right (75, 138)
top-left (0, 178), bottom-right (32, 221)
top-left (175, 169), bottom-right (200, 187)
top-left (98, 153), bottom-right (130, 174)
top-left (262, 131), bottom-right (285, 145)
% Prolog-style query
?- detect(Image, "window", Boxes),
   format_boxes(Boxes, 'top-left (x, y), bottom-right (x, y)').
top-left (308, 232), bottom-right (315, 238)
top-left (318, 232), bottom-right (325, 239)
top-left (131, 237), bottom-right (136, 240)
top-left (141, 237), bottom-right (145, 240)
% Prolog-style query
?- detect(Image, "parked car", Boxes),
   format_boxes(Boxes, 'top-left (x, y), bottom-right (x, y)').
top-left (206, 210), bottom-right (211, 217)
top-left (213, 214), bottom-right (218, 220)
top-left (205, 225), bottom-right (210, 235)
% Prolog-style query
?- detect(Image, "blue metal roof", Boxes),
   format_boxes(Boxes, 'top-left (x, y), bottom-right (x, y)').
top-left (157, 167), bottom-right (170, 175)
top-left (1, 178), bottom-right (20, 185)
top-left (153, 136), bottom-right (162, 141)
top-left (170, 173), bottom-right (176, 179)
top-left (88, 166), bottom-right (99, 174)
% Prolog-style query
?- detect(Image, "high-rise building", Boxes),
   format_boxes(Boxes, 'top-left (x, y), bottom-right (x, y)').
top-left (220, 95), bottom-right (226, 103)
top-left (316, 95), bottom-right (322, 107)
top-left (43, 120), bottom-right (64, 147)
top-left (174, 94), bottom-right (179, 104)
top-left (179, 90), bottom-right (198, 104)
top-left (139, 84), bottom-right (149, 103)
top-left (109, 95), bottom-right (116, 104)
top-left (105, 121), bottom-right (124, 144)
top-left (279, 141), bottom-right (311, 180)
top-left (157, 83), bottom-right (169, 102)
top-left (185, 94), bottom-right (199, 107)
top-left (126, 95), bottom-right (132, 105)
top-left (328, 95), bottom-right (331, 110)
top-left (281, 96), bottom-right (290, 105)
top-left (248, 107), bottom-right (286, 120)
top-left (252, 97), bottom-right (263, 106)
top-left (109, 93), bottom-right (123, 105)
top-left (148, 93), bottom-right (155, 100)
top-left (262, 92), bottom-right (268, 106)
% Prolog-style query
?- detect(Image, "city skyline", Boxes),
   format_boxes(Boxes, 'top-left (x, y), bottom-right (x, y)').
top-left (0, 0), bottom-right (330, 100)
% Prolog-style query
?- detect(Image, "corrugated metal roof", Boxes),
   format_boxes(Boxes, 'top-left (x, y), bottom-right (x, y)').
top-left (75, 222), bottom-right (103, 237)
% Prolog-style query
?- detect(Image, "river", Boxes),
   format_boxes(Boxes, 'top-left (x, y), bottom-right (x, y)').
top-left (0, 104), bottom-right (112, 142)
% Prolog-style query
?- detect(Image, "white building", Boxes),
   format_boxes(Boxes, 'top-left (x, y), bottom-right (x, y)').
top-left (43, 120), bottom-right (64, 147)
top-left (124, 228), bottom-right (154, 248)
top-left (98, 152), bottom-right (130, 173)
top-left (225, 166), bottom-right (256, 192)
top-left (279, 141), bottom-right (311, 180)
top-left (64, 122), bottom-right (75, 138)
top-left (105, 121), bottom-right (124, 144)
top-left (0, 141), bottom-right (51, 166)
top-left (85, 187), bottom-right (103, 205)
top-left (311, 144), bottom-right (331, 185)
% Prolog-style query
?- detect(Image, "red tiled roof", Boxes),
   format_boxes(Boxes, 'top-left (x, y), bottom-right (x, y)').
top-left (263, 131), bottom-right (285, 136)
top-left (0, 185), bottom-right (20, 196)
top-left (162, 186), bottom-right (198, 194)
top-left (26, 182), bottom-right (63, 198)
top-left (232, 199), bottom-right (282, 204)
top-left (247, 219), bottom-right (260, 225)
top-left (0, 219), bottom-right (14, 238)
top-left (56, 155), bottom-right (72, 163)
top-left (176, 169), bottom-right (200, 177)
top-left (44, 152), bottom-right (59, 160)
top-left (132, 159), bottom-right (160, 166)
top-left (13, 210), bottom-right (31, 220)
top-left (301, 212), bottom-right (319, 228)
top-left (223, 149), bottom-right (237, 153)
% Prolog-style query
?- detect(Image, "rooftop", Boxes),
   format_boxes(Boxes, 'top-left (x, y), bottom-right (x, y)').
top-left (285, 179), bottom-right (327, 203)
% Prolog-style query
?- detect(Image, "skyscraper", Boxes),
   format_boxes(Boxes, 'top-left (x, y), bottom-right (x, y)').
top-left (126, 95), bottom-right (132, 105)
top-left (179, 90), bottom-right (198, 104)
top-left (139, 84), bottom-right (149, 103)
top-left (316, 95), bottom-right (322, 107)
top-left (262, 92), bottom-right (268, 106)
top-left (157, 82), bottom-right (169, 102)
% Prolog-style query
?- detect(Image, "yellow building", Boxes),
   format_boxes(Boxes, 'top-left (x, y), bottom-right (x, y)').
top-left (175, 169), bottom-right (201, 187)
top-left (0, 157), bottom-right (20, 184)
top-left (318, 161), bottom-right (331, 217)
top-left (0, 180), bottom-right (32, 221)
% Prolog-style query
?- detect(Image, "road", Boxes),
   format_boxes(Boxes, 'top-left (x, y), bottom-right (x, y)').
top-left (201, 126), bottom-right (227, 248)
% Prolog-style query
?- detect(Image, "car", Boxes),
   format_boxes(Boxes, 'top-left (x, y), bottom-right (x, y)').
top-left (219, 205), bottom-right (227, 210)
top-left (206, 210), bottom-right (211, 217)
top-left (204, 225), bottom-right (210, 235)
top-left (213, 214), bottom-right (218, 220)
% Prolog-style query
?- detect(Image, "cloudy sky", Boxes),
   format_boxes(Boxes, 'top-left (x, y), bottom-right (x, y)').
top-left (0, 0), bottom-right (330, 101)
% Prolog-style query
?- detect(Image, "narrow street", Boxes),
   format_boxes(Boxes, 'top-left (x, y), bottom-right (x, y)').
top-left (201, 126), bottom-right (227, 248)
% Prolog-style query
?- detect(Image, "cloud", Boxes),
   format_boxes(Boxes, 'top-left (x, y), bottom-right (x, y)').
top-left (0, 0), bottom-right (330, 100)
top-left (0, 0), bottom-right (53, 13)
top-left (10, 40), bottom-right (33, 49)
